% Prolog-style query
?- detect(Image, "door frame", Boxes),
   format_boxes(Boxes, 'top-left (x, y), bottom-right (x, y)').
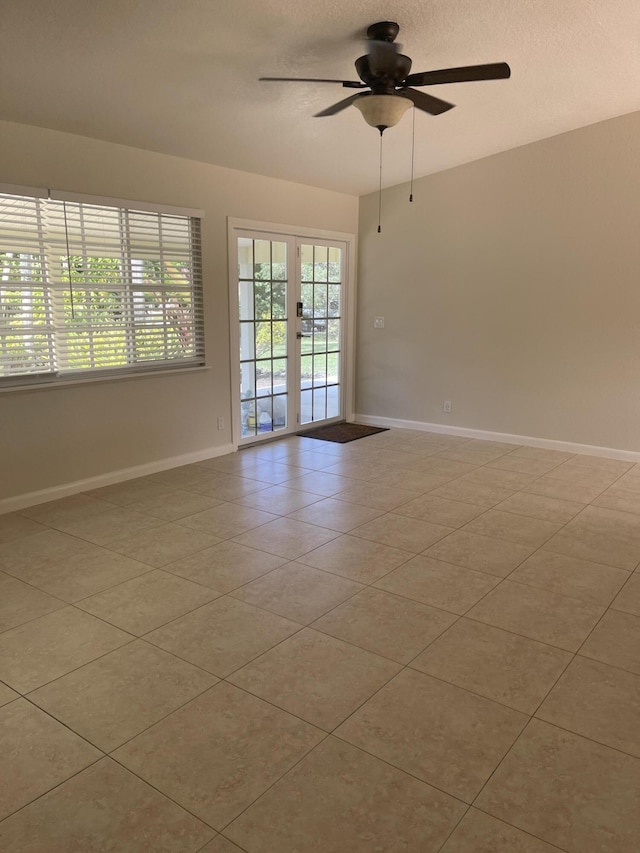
top-left (227, 217), bottom-right (357, 448)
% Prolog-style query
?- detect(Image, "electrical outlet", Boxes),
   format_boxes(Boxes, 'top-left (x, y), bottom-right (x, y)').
top-left (443, 400), bottom-right (452, 414)
top-left (374, 316), bottom-right (385, 329)
top-left (217, 417), bottom-right (224, 430)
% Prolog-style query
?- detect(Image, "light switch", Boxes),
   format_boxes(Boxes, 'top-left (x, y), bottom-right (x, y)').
top-left (374, 316), bottom-right (385, 329)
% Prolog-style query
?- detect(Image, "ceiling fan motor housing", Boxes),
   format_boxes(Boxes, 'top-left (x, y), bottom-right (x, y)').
top-left (366, 21), bottom-right (400, 43)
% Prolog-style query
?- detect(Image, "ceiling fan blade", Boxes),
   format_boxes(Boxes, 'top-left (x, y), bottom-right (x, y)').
top-left (314, 93), bottom-right (364, 117)
top-left (400, 88), bottom-right (455, 115)
top-left (260, 77), bottom-right (366, 88)
top-left (404, 62), bottom-right (511, 86)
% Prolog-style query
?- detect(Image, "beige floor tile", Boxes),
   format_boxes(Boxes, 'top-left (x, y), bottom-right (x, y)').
top-left (429, 478), bottom-right (515, 508)
top-left (232, 517), bottom-right (339, 559)
top-left (188, 472), bottom-right (270, 501)
top-left (332, 482), bottom-right (420, 510)
top-left (434, 446), bottom-right (514, 465)
top-left (0, 757), bottom-right (213, 852)
top-left (461, 510), bottom-right (561, 548)
top-left (611, 466), bottom-right (640, 491)
top-left (297, 534), bottom-right (411, 583)
top-left (0, 607), bottom-right (131, 693)
top-left (11, 547), bottom-right (152, 602)
top-left (537, 656), bottom-right (640, 757)
top-left (286, 470), bottom-right (357, 496)
top-left (594, 486), bottom-right (640, 515)
top-left (287, 497), bottom-right (384, 532)
top-left (235, 484), bottom-right (322, 514)
top-left (200, 837), bottom-right (245, 852)
top-left (468, 580), bottom-right (604, 651)
top-left (0, 513), bottom-right (46, 544)
top-left (231, 562), bottom-right (363, 624)
top-left (580, 609), bottom-right (640, 675)
top-left (459, 466), bottom-right (539, 491)
top-left (411, 618), bottom-right (571, 714)
top-left (229, 628), bottom-right (400, 730)
top-left (113, 682), bottom-right (323, 829)
top-left (351, 513), bottom-right (453, 552)
top-left (425, 530), bottom-right (534, 578)
top-left (393, 494), bottom-right (485, 527)
top-left (8, 430), bottom-right (640, 851)
top-left (18, 493), bottom-right (115, 528)
top-left (86, 477), bottom-right (175, 506)
top-left (178, 503), bottom-right (276, 538)
top-left (77, 570), bottom-right (218, 635)
top-left (510, 446), bottom-right (574, 464)
top-left (109, 523), bottom-right (220, 567)
top-left (0, 528), bottom-right (94, 573)
top-left (166, 540), bottom-right (286, 592)
top-left (545, 460), bottom-right (623, 489)
top-left (523, 476), bottom-right (606, 504)
top-left (368, 469), bottom-right (453, 493)
top-left (510, 550), bottom-right (628, 606)
top-left (440, 808), bottom-right (566, 852)
top-left (145, 596), bottom-right (300, 677)
top-left (312, 587), bottom-right (456, 663)
top-left (544, 505), bottom-right (640, 570)
top-left (199, 453), bottom-right (297, 476)
top-left (147, 464), bottom-right (223, 490)
top-left (0, 682), bottom-right (18, 706)
top-left (126, 489), bottom-right (224, 520)
top-left (268, 439), bottom-right (347, 461)
top-left (336, 668), bottom-right (527, 801)
top-left (476, 719), bottom-right (640, 853)
top-left (29, 640), bottom-right (216, 752)
top-left (223, 460), bottom-right (308, 485)
top-left (565, 455), bottom-right (631, 474)
top-left (375, 555), bottom-right (500, 614)
top-left (55, 507), bottom-right (163, 547)
top-left (0, 699), bottom-right (100, 820)
top-left (290, 450), bottom-right (343, 471)
top-left (370, 448), bottom-right (425, 469)
top-left (486, 454), bottom-right (566, 476)
top-left (0, 573), bottom-right (64, 632)
top-left (612, 570), bottom-right (640, 616)
top-left (494, 490), bottom-right (585, 523)
top-left (321, 458), bottom-right (395, 480)
top-left (411, 457), bottom-right (479, 479)
top-left (226, 737), bottom-right (465, 853)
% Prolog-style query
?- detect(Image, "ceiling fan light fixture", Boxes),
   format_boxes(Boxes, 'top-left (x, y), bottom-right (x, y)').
top-left (354, 94), bottom-right (412, 131)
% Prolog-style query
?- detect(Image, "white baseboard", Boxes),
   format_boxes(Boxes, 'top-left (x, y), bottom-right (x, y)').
top-left (354, 414), bottom-right (640, 463)
top-left (2, 443), bottom-right (237, 515)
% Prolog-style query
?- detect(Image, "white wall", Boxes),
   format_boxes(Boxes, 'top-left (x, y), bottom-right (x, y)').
top-left (0, 121), bottom-right (358, 501)
top-left (356, 110), bottom-right (640, 452)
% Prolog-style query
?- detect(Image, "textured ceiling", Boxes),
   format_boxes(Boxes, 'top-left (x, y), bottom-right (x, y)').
top-left (2, 0), bottom-right (640, 195)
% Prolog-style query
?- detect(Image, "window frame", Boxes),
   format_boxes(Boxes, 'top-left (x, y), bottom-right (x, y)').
top-left (0, 185), bottom-right (205, 391)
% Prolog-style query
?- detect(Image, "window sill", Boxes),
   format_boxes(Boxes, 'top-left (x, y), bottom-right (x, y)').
top-left (0, 365), bottom-right (211, 394)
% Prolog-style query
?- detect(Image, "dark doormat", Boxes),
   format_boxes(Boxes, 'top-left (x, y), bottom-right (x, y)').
top-left (297, 422), bottom-right (389, 443)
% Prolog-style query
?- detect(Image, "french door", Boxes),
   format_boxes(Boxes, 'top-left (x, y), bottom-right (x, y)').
top-left (230, 225), bottom-right (350, 446)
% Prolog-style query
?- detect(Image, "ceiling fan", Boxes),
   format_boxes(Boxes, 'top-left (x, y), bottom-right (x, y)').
top-left (260, 21), bottom-right (511, 133)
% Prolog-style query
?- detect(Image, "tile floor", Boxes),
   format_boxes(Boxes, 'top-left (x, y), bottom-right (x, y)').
top-left (1, 428), bottom-right (640, 851)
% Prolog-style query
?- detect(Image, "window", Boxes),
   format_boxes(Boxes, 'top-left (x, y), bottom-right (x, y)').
top-left (0, 187), bottom-right (204, 386)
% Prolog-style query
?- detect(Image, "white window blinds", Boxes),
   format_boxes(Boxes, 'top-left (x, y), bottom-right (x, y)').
top-left (0, 188), bottom-right (204, 384)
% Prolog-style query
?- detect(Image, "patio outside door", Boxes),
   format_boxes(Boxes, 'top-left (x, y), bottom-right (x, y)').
top-left (232, 229), bottom-right (347, 445)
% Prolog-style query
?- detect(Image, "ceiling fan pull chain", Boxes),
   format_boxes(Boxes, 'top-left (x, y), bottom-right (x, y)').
top-left (409, 105), bottom-right (416, 202)
top-left (378, 130), bottom-right (383, 233)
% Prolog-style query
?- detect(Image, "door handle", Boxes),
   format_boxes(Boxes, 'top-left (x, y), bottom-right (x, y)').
top-left (296, 332), bottom-right (311, 339)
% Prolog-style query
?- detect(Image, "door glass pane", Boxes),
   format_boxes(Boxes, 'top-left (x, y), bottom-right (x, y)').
top-left (326, 387), bottom-right (340, 419)
top-left (299, 243), bottom-right (343, 425)
top-left (238, 237), bottom-right (288, 439)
